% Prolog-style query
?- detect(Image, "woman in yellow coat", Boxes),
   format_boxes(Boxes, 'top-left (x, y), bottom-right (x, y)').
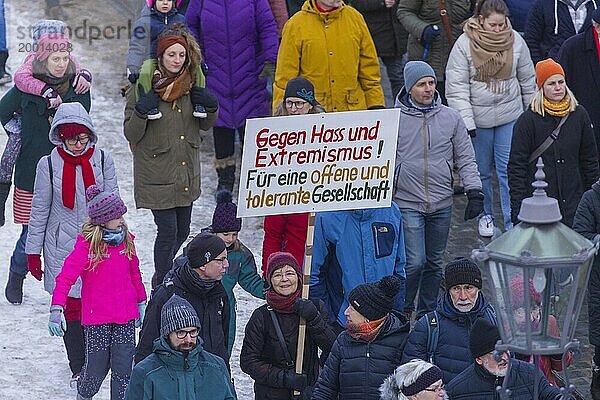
top-left (273, 0), bottom-right (385, 112)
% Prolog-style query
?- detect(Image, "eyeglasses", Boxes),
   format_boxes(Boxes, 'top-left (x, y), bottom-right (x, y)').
top-left (271, 271), bottom-right (297, 281)
top-left (175, 328), bottom-right (199, 339)
top-left (285, 99), bottom-right (309, 109)
top-left (65, 135), bottom-right (90, 146)
top-left (423, 383), bottom-right (445, 393)
top-left (211, 256), bottom-right (229, 267)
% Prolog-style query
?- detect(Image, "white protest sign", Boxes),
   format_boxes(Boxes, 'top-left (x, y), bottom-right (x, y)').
top-left (237, 108), bottom-right (401, 217)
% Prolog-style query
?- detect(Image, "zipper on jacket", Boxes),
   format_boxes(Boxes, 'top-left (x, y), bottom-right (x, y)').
top-left (373, 225), bottom-right (380, 257)
top-left (423, 115), bottom-right (430, 212)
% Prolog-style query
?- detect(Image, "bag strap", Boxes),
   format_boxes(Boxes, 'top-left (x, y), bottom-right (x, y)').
top-left (528, 115), bottom-right (569, 163)
top-left (425, 310), bottom-right (439, 364)
top-left (437, 0), bottom-right (454, 44)
top-left (268, 307), bottom-right (295, 368)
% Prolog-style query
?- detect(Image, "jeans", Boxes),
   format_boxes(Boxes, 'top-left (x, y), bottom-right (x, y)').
top-left (401, 206), bottom-right (452, 318)
top-left (0, 0), bottom-right (6, 52)
top-left (381, 54), bottom-right (407, 101)
top-left (151, 206), bottom-right (193, 288)
top-left (471, 120), bottom-right (515, 230)
top-left (10, 225), bottom-right (28, 276)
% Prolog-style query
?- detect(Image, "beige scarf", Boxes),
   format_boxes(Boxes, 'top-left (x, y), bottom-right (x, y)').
top-left (464, 16), bottom-right (515, 93)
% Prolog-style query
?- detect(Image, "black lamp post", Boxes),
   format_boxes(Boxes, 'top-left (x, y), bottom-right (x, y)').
top-left (472, 159), bottom-right (598, 399)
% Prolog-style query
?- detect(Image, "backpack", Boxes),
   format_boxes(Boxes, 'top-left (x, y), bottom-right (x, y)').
top-left (425, 307), bottom-right (497, 364)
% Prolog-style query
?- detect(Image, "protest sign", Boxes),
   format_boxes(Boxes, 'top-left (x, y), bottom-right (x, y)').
top-left (237, 109), bottom-right (400, 217)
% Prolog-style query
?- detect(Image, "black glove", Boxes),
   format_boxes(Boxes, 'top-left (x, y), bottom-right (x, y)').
top-left (468, 129), bottom-right (477, 138)
top-left (284, 371), bottom-right (308, 391)
top-left (293, 298), bottom-right (318, 321)
top-left (421, 24), bottom-right (440, 45)
top-left (190, 87), bottom-right (219, 113)
top-left (135, 85), bottom-right (160, 116)
top-left (464, 189), bottom-right (484, 221)
top-left (368, 105), bottom-right (385, 110)
top-left (128, 72), bottom-right (139, 84)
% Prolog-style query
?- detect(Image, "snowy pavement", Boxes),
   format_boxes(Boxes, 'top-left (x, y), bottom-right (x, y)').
top-left (0, 1), bottom-right (264, 398)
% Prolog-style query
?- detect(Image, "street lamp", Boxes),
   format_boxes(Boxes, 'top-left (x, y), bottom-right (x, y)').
top-left (472, 159), bottom-right (598, 399)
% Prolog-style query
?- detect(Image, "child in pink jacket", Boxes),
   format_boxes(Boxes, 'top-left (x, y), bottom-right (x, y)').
top-left (49, 185), bottom-right (146, 400)
top-left (0, 19), bottom-right (91, 226)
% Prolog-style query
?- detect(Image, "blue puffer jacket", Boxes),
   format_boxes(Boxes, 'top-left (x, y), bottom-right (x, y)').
top-left (446, 360), bottom-right (561, 399)
top-left (309, 206), bottom-right (406, 326)
top-left (402, 292), bottom-right (496, 383)
top-left (312, 313), bottom-right (410, 400)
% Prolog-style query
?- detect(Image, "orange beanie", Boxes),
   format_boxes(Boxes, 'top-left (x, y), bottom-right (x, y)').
top-left (535, 59), bottom-right (565, 89)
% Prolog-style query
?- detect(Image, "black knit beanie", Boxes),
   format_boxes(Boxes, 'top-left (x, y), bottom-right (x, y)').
top-left (283, 77), bottom-right (318, 106)
top-left (186, 232), bottom-right (226, 268)
top-left (444, 257), bottom-right (482, 290)
top-left (469, 318), bottom-right (501, 358)
top-left (212, 190), bottom-right (242, 233)
top-left (347, 275), bottom-right (402, 320)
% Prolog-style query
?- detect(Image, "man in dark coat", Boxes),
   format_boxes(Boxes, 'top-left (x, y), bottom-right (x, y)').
top-left (125, 295), bottom-right (236, 400)
top-left (505, 0), bottom-right (536, 33)
top-left (525, 0), bottom-right (598, 64)
top-left (402, 258), bottom-right (496, 383)
top-left (348, 0), bottom-right (409, 100)
top-left (135, 232), bottom-right (231, 367)
top-left (558, 8), bottom-right (600, 156)
top-left (446, 318), bottom-right (561, 399)
top-left (572, 179), bottom-right (600, 399)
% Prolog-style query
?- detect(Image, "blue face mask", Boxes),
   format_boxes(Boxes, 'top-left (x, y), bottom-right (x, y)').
top-left (103, 227), bottom-right (125, 246)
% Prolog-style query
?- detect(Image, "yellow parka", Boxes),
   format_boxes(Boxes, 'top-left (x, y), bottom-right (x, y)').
top-left (273, 0), bottom-right (384, 112)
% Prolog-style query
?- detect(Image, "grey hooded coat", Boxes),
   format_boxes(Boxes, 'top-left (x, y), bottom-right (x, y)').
top-left (25, 102), bottom-right (119, 297)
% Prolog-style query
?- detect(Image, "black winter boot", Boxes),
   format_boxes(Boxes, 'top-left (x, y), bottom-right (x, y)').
top-left (592, 362), bottom-right (600, 400)
top-left (0, 51), bottom-right (10, 85)
top-left (0, 182), bottom-right (10, 227)
top-left (5, 270), bottom-right (25, 304)
top-left (215, 156), bottom-right (236, 193)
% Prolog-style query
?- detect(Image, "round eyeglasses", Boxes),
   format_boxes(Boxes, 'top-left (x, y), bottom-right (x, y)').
top-left (175, 328), bottom-right (199, 339)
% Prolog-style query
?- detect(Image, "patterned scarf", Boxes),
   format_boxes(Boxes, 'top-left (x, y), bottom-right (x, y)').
top-left (152, 62), bottom-right (193, 103)
top-left (543, 97), bottom-right (571, 117)
top-left (464, 17), bottom-right (514, 93)
top-left (346, 315), bottom-right (388, 342)
top-left (57, 146), bottom-right (96, 209)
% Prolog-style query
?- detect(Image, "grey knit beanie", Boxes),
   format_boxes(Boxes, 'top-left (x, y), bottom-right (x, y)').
top-left (404, 61), bottom-right (437, 92)
top-left (160, 295), bottom-right (201, 337)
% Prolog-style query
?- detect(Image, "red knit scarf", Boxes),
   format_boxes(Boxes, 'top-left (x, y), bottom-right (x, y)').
top-left (266, 287), bottom-right (301, 314)
top-left (57, 146), bottom-right (96, 209)
top-left (347, 315), bottom-right (388, 342)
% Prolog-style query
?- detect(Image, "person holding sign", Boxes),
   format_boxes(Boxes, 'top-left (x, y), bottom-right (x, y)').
top-left (240, 252), bottom-right (337, 400)
top-left (393, 60), bottom-right (483, 320)
top-left (262, 77), bottom-right (325, 273)
top-left (273, 0), bottom-right (385, 112)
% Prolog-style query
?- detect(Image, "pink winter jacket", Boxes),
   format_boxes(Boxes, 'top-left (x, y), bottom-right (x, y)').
top-left (13, 53), bottom-right (83, 96)
top-left (52, 234), bottom-right (147, 326)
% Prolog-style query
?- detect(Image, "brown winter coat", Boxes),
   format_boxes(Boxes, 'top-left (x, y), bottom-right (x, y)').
top-left (397, 0), bottom-right (475, 81)
top-left (123, 87), bottom-right (217, 210)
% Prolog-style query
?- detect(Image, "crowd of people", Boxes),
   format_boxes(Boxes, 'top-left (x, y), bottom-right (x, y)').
top-left (1, 0), bottom-right (600, 398)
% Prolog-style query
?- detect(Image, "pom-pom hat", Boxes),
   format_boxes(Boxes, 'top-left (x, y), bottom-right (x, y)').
top-left (86, 185), bottom-right (127, 225)
top-left (347, 275), bottom-right (402, 320)
top-left (212, 190), bottom-right (242, 233)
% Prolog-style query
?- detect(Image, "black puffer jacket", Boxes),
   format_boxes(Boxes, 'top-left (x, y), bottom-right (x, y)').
top-left (446, 360), bottom-right (561, 399)
top-left (508, 106), bottom-right (599, 227)
top-left (572, 180), bottom-right (600, 347)
top-left (135, 257), bottom-right (230, 366)
top-left (240, 300), bottom-right (337, 400)
top-left (312, 313), bottom-right (410, 400)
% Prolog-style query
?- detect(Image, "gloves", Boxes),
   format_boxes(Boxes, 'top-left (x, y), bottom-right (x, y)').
top-left (368, 105), bottom-right (385, 110)
top-left (190, 87), bottom-right (219, 113)
top-left (73, 69), bottom-right (92, 94)
top-left (468, 129), bottom-right (477, 138)
top-left (421, 24), bottom-right (440, 45)
top-left (464, 189), bottom-right (484, 221)
top-left (41, 86), bottom-right (62, 109)
top-left (27, 254), bottom-right (43, 281)
top-left (293, 298), bottom-right (318, 321)
top-left (127, 72), bottom-right (139, 84)
top-left (258, 61), bottom-right (276, 81)
top-left (48, 305), bottom-right (67, 337)
top-left (135, 85), bottom-right (161, 116)
top-left (135, 301), bottom-right (147, 328)
top-left (283, 371), bottom-right (308, 391)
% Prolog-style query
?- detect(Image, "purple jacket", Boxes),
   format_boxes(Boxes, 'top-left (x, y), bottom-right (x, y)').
top-left (186, 0), bottom-right (278, 128)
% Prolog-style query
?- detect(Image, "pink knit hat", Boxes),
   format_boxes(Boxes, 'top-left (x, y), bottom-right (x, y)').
top-left (86, 185), bottom-right (127, 225)
top-left (35, 33), bottom-right (71, 62)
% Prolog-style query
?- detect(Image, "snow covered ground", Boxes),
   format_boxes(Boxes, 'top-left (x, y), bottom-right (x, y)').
top-left (0, 1), bottom-right (264, 398)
